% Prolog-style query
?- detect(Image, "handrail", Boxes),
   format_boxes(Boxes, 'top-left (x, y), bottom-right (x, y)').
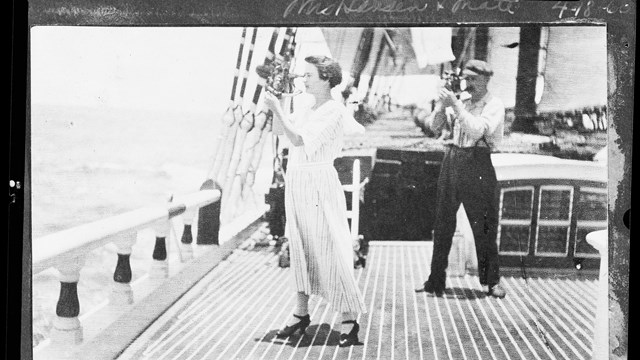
top-left (32, 187), bottom-right (224, 355)
top-left (33, 189), bottom-right (221, 274)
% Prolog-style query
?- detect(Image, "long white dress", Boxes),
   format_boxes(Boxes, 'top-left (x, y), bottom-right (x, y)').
top-left (284, 99), bottom-right (366, 314)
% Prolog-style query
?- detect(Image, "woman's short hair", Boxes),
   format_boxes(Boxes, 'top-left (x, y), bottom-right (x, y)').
top-left (304, 55), bottom-right (343, 88)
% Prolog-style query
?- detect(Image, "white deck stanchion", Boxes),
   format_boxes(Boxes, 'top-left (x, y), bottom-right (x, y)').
top-left (50, 256), bottom-right (86, 346)
top-left (150, 220), bottom-right (171, 280)
top-left (586, 229), bottom-right (608, 360)
top-left (110, 232), bottom-right (137, 305)
top-left (179, 208), bottom-right (198, 261)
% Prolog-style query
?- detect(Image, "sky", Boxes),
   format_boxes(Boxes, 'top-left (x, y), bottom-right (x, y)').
top-left (30, 27), bottom-right (291, 113)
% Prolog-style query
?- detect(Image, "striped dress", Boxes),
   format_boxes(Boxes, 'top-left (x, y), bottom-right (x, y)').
top-left (284, 99), bottom-right (366, 314)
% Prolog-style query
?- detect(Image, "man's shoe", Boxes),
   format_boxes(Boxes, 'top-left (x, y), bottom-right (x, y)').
top-left (487, 283), bottom-right (506, 298)
top-left (415, 281), bottom-right (444, 297)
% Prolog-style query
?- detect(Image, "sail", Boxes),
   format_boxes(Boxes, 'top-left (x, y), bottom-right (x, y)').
top-left (536, 26), bottom-right (607, 113)
top-left (410, 27), bottom-right (456, 68)
top-left (486, 27), bottom-right (520, 109)
top-left (321, 27), bottom-right (366, 77)
top-left (291, 27), bottom-right (333, 72)
top-left (352, 28), bottom-right (450, 106)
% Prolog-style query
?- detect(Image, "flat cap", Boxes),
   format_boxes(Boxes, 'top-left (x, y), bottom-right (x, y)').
top-left (462, 59), bottom-right (494, 76)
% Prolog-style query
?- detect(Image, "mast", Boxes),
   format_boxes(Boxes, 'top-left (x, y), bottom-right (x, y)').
top-left (351, 28), bottom-right (375, 89)
top-left (512, 25), bottom-right (542, 133)
top-left (364, 29), bottom-right (389, 105)
top-left (475, 26), bottom-right (489, 61)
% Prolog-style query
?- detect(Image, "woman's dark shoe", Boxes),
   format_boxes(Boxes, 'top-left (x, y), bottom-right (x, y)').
top-left (276, 314), bottom-right (310, 338)
top-left (338, 320), bottom-right (360, 347)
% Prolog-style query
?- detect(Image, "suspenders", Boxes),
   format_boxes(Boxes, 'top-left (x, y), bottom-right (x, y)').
top-left (446, 96), bottom-right (492, 150)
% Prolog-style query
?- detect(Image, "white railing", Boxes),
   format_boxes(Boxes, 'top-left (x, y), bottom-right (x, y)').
top-left (33, 187), bottom-right (223, 351)
top-left (33, 190), bottom-right (220, 274)
top-left (343, 159), bottom-right (362, 241)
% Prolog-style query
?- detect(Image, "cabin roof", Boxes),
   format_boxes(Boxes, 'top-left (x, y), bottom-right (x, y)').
top-left (491, 153), bottom-right (606, 183)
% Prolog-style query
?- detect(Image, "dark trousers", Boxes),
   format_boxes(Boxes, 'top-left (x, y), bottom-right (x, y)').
top-left (427, 145), bottom-right (500, 289)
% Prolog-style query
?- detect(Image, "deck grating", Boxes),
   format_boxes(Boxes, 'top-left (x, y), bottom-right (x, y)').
top-left (119, 242), bottom-right (597, 360)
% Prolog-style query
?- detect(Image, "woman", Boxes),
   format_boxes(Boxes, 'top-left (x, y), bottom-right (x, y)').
top-left (264, 55), bottom-right (366, 347)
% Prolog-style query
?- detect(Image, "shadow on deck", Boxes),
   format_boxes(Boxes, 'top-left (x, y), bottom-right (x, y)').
top-left (117, 241), bottom-right (597, 360)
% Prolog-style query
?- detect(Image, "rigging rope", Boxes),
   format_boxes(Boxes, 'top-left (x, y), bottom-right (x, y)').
top-left (216, 27), bottom-right (259, 187)
top-left (200, 27), bottom-right (286, 223)
top-left (207, 28), bottom-right (248, 181)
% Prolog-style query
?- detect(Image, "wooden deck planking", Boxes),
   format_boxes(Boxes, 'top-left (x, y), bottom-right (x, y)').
top-left (119, 242), bottom-right (597, 360)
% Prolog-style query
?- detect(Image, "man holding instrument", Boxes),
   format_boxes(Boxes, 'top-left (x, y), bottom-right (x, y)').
top-left (416, 59), bottom-right (507, 298)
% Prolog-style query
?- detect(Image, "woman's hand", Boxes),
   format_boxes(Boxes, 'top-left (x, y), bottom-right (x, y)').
top-left (264, 92), bottom-right (286, 135)
top-left (264, 92), bottom-right (283, 114)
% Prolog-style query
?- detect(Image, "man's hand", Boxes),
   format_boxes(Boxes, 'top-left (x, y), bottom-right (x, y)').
top-left (438, 88), bottom-right (458, 108)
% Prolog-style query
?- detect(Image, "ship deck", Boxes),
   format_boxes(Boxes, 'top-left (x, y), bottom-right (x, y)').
top-left (116, 240), bottom-right (598, 360)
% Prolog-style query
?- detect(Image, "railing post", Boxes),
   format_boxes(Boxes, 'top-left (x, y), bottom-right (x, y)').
top-left (180, 208), bottom-right (197, 261)
top-left (50, 256), bottom-right (86, 346)
top-left (150, 220), bottom-right (170, 279)
top-left (449, 231), bottom-right (466, 277)
top-left (350, 159), bottom-right (361, 240)
top-left (110, 232), bottom-right (137, 305)
top-left (449, 204), bottom-right (472, 277)
top-left (586, 230), bottom-right (608, 360)
top-left (197, 179), bottom-right (222, 245)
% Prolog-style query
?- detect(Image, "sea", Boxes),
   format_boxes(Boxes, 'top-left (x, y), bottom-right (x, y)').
top-left (30, 103), bottom-right (274, 347)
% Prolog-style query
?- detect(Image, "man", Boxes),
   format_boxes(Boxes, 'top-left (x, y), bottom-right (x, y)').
top-left (416, 59), bottom-right (506, 298)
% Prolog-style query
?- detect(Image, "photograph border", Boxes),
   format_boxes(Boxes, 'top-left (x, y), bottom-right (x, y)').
top-left (15, 1), bottom-right (634, 358)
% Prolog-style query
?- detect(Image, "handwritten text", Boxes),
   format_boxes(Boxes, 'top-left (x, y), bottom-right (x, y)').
top-left (284, 0), bottom-right (430, 17)
top-left (447, 0), bottom-right (520, 14)
top-left (552, 0), bottom-right (632, 19)
top-left (283, 0), bottom-right (524, 17)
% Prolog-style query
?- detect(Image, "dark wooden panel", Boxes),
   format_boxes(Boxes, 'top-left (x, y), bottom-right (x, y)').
top-left (364, 148), bottom-right (444, 240)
